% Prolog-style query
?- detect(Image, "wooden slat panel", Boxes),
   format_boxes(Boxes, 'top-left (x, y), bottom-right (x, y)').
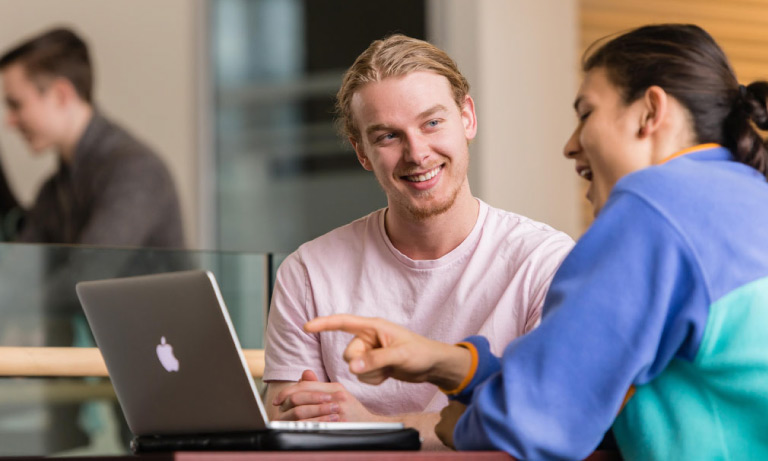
top-left (577, 0), bottom-right (768, 231)
top-left (580, 0), bottom-right (768, 82)
top-left (583, 0), bottom-right (768, 25)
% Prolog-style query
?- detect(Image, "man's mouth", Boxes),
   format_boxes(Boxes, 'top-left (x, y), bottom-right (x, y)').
top-left (403, 165), bottom-right (442, 182)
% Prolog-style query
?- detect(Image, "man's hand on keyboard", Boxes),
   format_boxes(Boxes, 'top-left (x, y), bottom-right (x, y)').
top-left (272, 369), bottom-right (383, 422)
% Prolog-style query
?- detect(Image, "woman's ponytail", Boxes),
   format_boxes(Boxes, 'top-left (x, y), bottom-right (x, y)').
top-left (724, 81), bottom-right (768, 179)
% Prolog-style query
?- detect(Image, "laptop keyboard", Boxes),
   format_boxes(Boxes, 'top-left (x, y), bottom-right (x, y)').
top-left (268, 420), bottom-right (404, 431)
top-left (269, 421), bottom-right (323, 431)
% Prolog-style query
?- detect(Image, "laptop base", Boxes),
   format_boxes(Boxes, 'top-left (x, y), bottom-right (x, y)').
top-left (131, 428), bottom-right (421, 452)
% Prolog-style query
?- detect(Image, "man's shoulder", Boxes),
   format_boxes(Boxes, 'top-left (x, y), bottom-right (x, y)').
top-left (481, 201), bottom-right (574, 247)
top-left (77, 116), bottom-right (174, 187)
top-left (287, 209), bottom-right (384, 265)
top-left (474, 202), bottom-right (574, 295)
top-left (82, 113), bottom-right (163, 167)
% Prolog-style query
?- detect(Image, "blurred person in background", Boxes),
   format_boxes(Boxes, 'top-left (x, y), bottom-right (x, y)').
top-left (0, 27), bottom-right (186, 453)
top-left (0, 27), bottom-right (183, 248)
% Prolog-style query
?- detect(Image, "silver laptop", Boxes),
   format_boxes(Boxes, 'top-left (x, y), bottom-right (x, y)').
top-left (76, 270), bottom-right (402, 436)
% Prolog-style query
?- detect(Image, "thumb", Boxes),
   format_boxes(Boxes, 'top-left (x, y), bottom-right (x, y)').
top-left (300, 369), bottom-right (319, 382)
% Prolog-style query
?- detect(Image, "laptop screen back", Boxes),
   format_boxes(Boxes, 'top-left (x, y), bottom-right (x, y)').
top-left (77, 270), bottom-right (269, 436)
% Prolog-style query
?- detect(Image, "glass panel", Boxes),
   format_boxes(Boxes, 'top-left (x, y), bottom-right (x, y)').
top-left (0, 242), bottom-right (270, 456)
top-left (210, 0), bottom-right (426, 253)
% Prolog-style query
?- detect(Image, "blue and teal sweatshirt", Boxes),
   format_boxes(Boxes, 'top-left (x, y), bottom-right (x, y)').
top-left (450, 145), bottom-right (768, 460)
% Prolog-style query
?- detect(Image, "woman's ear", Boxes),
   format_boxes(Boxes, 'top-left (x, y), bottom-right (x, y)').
top-left (637, 86), bottom-right (668, 138)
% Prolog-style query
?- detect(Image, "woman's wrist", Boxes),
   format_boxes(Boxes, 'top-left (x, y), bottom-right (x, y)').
top-left (428, 341), bottom-right (474, 392)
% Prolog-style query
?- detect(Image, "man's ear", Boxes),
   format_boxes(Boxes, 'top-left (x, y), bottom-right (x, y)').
top-left (48, 77), bottom-right (78, 107)
top-left (637, 85), bottom-right (668, 138)
top-left (460, 95), bottom-right (478, 141)
top-left (350, 137), bottom-right (373, 171)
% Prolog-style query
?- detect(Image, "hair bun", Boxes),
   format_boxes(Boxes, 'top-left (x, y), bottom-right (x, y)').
top-left (741, 82), bottom-right (768, 130)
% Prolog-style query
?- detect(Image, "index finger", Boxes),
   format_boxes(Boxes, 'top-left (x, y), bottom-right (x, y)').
top-left (304, 314), bottom-right (380, 335)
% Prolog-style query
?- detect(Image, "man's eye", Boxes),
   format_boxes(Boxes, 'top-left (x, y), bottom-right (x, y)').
top-left (579, 111), bottom-right (591, 122)
top-left (426, 120), bottom-right (440, 128)
top-left (377, 133), bottom-right (396, 143)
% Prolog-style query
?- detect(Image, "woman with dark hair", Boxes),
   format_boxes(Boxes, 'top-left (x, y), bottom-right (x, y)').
top-left (304, 24), bottom-right (768, 460)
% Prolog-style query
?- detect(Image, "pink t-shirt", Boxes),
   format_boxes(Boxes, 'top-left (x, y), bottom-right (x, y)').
top-left (264, 199), bottom-right (573, 415)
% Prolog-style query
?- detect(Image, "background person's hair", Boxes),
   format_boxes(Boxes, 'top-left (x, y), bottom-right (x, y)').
top-left (583, 23), bottom-right (768, 179)
top-left (0, 27), bottom-right (93, 103)
top-left (335, 34), bottom-right (470, 143)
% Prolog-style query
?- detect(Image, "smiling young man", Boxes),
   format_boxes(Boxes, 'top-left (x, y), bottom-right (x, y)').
top-left (263, 34), bottom-right (574, 448)
top-left (0, 27), bottom-right (183, 247)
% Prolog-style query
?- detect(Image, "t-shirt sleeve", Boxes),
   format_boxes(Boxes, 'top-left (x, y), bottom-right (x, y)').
top-left (523, 232), bottom-right (575, 332)
top-left (263, 250), bottom-right (329, 382)
top-left (452, 191), bottom-right (710, 459)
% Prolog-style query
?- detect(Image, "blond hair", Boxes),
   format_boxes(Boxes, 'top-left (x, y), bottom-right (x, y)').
top-left (335, 34), bottom-right (470, 143)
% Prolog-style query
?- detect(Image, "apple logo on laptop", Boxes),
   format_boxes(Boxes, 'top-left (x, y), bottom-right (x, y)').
top-left (156, 336), bottom-right (180, 372)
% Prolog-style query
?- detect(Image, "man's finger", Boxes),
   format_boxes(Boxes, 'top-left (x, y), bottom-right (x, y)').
top-left (277, 402), bottom-right (341, 421)
top-left (300, 369), bottom-right (319, 382)
top-left (273, 381), bottom-right (340, 405)
top-left (278, 391), bottom-right (333, 412)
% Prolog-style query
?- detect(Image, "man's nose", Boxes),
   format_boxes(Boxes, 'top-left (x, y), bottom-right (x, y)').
top-left (403, 132), bottom-right (431, 165)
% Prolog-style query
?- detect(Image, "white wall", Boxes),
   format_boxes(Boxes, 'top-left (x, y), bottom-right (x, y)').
top-left (0, 0), bottom-right (200, 246)
top-left (430, 0), bottom-right (582, 238)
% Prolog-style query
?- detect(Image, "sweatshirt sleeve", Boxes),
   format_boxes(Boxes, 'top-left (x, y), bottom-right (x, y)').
top-left (451, 191), bottom-right (710, 459)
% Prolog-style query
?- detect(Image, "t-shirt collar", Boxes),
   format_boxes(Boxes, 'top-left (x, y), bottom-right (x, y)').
top-left (378, 198), bottom-right (488, 269)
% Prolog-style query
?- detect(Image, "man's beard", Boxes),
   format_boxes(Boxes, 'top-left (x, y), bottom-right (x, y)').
top-left (400, 183), bottom-right (462, 221)
top-left (373, 161), bottom-right (467, 221)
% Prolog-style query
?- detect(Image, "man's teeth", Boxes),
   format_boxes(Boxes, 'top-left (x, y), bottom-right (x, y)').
top-left (406, 166), bottom-right (440, 182)
top-left (579, 168), bottom-right (592, 179)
